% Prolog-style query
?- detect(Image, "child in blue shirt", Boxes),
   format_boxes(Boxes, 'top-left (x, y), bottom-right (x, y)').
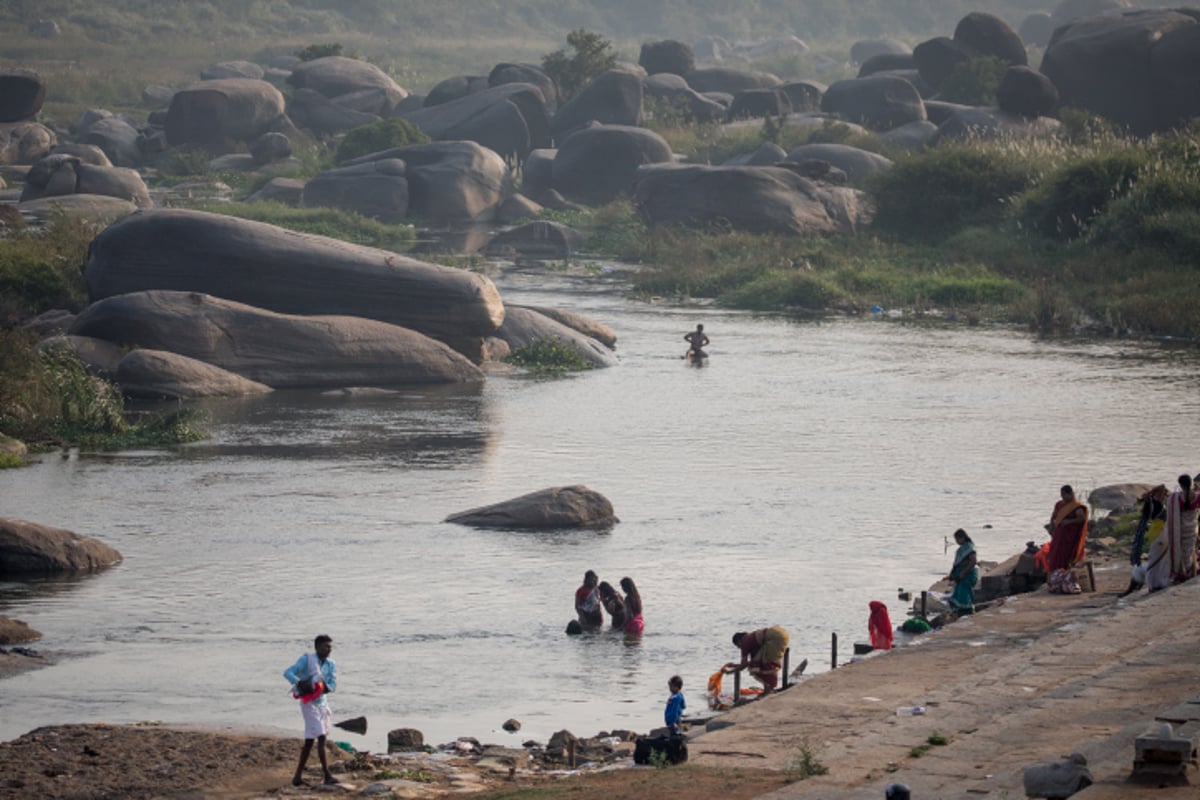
top-left (665, 675), bottom-right (685, 735)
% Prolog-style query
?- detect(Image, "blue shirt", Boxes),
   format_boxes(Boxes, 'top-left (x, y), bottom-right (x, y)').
top-left (665, 691), bottom-right (686, 729)
top-left (284, 652), bottom-right (337, 708)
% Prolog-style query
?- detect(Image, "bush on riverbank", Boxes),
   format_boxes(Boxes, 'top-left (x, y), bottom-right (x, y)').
top-left (0, 330), bottom-right (206, 451)
top-left (0, 212), bottom-right (93, 327)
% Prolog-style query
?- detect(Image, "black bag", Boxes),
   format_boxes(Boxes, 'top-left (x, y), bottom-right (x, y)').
top-left (633, 733), bottom-right (688, 765)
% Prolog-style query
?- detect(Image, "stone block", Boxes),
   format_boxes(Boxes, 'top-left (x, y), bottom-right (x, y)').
top-left (1135, 723), bottom-right (1195, 765)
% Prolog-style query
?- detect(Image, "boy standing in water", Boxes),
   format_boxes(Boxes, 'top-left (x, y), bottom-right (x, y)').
top-left (284, 634), bottom-right (338, 787)
top-left (683, 324), bottom-right (709, 358)
top-left (665, 675), bottom-right (686, 735)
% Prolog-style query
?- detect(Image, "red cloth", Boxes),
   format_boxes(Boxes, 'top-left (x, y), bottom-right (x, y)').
top-left (868, 601), bottom-right (893, 650)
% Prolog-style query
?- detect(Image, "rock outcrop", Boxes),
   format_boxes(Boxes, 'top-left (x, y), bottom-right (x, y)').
top-left (446, 485), bottom-right (618, 529)
top-left (0, 518), bottom-right (123, 575)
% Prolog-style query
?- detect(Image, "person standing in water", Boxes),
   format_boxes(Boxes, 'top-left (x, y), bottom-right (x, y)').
top-left (575, 570), bottom-right (603, 629)
top-left (684, 324), bottom-right (709, 359)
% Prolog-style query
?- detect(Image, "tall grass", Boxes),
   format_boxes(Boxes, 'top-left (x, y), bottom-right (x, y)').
top-left (0, 211), bottom-right (94, 326)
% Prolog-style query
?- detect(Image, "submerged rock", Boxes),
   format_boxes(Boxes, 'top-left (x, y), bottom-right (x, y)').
top-left (0, 517), bottom-right (123, 575)
top-left (446, 485), bottom-right (618, 530)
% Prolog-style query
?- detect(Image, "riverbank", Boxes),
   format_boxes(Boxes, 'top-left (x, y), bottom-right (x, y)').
top-left (2, 555), bottom-right (1195, 799)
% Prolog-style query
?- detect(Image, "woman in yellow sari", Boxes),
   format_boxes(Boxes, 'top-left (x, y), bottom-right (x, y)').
top-left (1046, 484), bottom-right (1088, 573)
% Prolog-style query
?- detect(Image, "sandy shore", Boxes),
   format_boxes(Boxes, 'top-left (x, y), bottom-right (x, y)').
top-left (2, 557), bottom-right (1197, 799)
top-left (685, 557), bottom-right (1199, 798)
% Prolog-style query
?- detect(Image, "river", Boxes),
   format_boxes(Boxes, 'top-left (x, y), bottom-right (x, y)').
top-left (3, 264), bottom-right (1199, 752)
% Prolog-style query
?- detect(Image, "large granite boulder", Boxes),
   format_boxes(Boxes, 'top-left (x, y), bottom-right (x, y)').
top-left (0, 70), bottom-right (46, 122)
top-left (344, 141), bottom-right (510, 222)
top-left (49, 142), bottom-right (112, 166)
top-left (21, 154), bottom-right (152, 208)
top-left (783, 143), bottom-right (893, 187)
top-left (83, 209), bottom-right (505, 345)
top-left (286, 87), bottom-right (380, 136)
top-left (302, 158), bottom-right (408, 222)
top-left (70, 291), bottom-right (485, 388)
top-left (513, 305), bottom-right (616, 349)
top-left (954, 12), bottom-right (1029, 66)
top-left (424, 75), bottom-right (489, 107)
top-left (639, 40), bottom-right (695, 76)
top-left (397, 83), bottom-right (551, 163)
top-left (821, 75), bottom-right (926, 132)
top-left (200, 60), bottom-right (264, 80)
top-left (552, 69), bottom-right (644, 141)
top-left (1050, 0), bottom-right (1132, 28)
top-left (913, 36), bottom-right (977, 91)
top-left (166, 78), bottom-right (286, 147)
top-left (0, 120), bottom-right (55, 164)
top-left (0, 517), bottom-right (122, 575)
top-left (723, 141), bottom-right (788, 166)
top-left (996, 66), bottom-right (1059, 118)
top-left (116, 348), bottom-right (273, 399)
top-left (492, 306), bottom-right (618, 368)
top-left (851, 38), bottom-right (912, 64)
top-left (684, 67), bottom-right (782, 94)
top-left (643, 74), bottom-right (726, 123)
top-left (446, 485), bottom-right (618, 529)
top-left (80, 116), bottom-right (142, 167)
top-left (1041, 9), bottom-right (1200, 135)
top-left (779, 81), bottom-right (825, 113)
top-left (286, 56), bottom-right (407, 116)
top-left (489, 63), bottom-right (558, 113)
top-left (858, 53), bottom-right (917, 77)
top-left (633, 164), bottom-right (868, 236)
top-left (552, 124), bottom-right (673, 206)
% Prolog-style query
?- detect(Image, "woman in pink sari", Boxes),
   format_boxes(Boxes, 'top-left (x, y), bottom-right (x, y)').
top-left (1046, 484), bottom-right (1089, 573)
top-left (620, 577), bottom-right (644, 634)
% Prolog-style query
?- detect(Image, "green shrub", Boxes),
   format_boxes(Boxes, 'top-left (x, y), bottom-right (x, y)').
top-left (504, 338), bottom-right (592, 373)
top-left (0, 211), bottom-right (93, 324)
top-left (335, 118), bottom-right (431, 164)
top-left (1020, 150), bottom-right (1145, 239)
top-left (938, 55), bottom-right (1008, 106)
top-left (868, 145), bottom-right (1035, 239)
top-left (0, 330), bottom-right (207, 450)
top-left (541, 28), bottom-right (617, 102)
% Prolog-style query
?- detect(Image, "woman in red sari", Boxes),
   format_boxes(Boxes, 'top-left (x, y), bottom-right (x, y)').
top-left (1046, 484), bottom-right (1089, 572)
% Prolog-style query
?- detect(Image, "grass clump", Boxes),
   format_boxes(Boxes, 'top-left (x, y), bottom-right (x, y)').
top-left (335, 118), bottom-right (431, 164)
top-left (786, 739), bottom-right (829, 781)
top-left (938, 55), bottom-right (1008, 106)
top-left (0, 331), bottom-right (207, 451)
top-left (192, 201), bottom-right (415, 250)
top-left (867, 144), bottom-right (1036, 240)
top-left (0, 451), bottom-right (24, 469)
top-left (504, 339), bottom-right (593, 373)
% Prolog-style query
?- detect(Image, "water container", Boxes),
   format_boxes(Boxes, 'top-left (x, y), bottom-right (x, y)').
top-left (895, 706), bottom-right (926, 716)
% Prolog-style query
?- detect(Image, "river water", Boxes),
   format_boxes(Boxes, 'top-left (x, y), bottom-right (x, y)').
top-left (3, 265), bottom-right (1199, 752)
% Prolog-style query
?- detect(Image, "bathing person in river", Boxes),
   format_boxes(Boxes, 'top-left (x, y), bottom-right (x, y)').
top-left (575, 570), bottom-right (603, 629)
top-left (725, 625), bottom-right (790, 692)
top-left (620, 576), bottom-right (644, 634)
top-left (598, 581), bottom-right (627, 629)
top-left (283, 634), bottom-right (337, 787)
top-left (684, 324), bottom-right (709, 359)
